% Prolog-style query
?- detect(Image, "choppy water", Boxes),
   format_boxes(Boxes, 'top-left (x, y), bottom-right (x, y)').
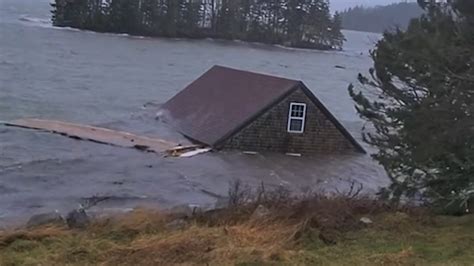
top-left (0, 0), bottom-right (386, 225)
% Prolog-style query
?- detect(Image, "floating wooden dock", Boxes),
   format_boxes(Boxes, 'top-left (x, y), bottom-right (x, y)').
top-left (2, 118), bottom-right (182, 154)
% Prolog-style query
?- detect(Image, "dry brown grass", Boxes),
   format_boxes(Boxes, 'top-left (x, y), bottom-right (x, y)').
top-left (0, 225), bottom-right (68, 247)
top-left (103, 226), bottom-right (222, 265)
top-left (100, 215), bottom-right (299, 265)
top-left (0, 185), bottom-right (472, 265)
top-left (89, 208), bottom-right (167, 237)
top-left (0, 208), bottom-right (307, 265)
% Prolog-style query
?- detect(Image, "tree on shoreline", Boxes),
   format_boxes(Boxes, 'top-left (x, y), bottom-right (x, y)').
top-left (51, 0), bottom-right (345, 50)
top-left (339, 2), bottom-right (424, 33)
top-left (350, 0), bottom-right (474, 213)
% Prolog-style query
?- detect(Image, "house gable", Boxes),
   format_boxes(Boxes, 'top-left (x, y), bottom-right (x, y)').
top-left (161, 65), bottom-right (299, 146)
top-left (220, 84), bottom-right (365, 154)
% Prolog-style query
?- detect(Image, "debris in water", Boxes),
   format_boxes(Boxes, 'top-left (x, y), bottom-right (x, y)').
top-left (286, 153), bottom-right (302, 157)
top-left (179, 148), bottom-right (212, 158)
top-left (1, 118), bottom-right (176, 153)
top-left (2, 118), bottom-right (208, 157)
top-left (167, 145), bottom-right (209, 157)
top-left (134, 145), bottom-right (151, 152)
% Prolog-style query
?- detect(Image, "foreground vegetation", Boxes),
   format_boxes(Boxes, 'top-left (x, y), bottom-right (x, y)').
top-left (350, 0), bottom-right (474, 210)
top-left (1, 186), bottom-right (473, 265)
top-left (50, 0), bottom-right (345, 50)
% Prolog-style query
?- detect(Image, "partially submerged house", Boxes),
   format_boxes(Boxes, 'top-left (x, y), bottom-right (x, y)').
top-left (161, 66), bottom-right (365, 154)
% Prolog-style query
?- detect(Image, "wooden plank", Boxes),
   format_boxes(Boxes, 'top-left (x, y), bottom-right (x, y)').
top-left (2, 118), bottom-right (178, 153)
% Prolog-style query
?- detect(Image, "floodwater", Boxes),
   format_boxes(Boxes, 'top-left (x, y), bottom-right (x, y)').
top-left (0, 0), bottom-right (387, 225)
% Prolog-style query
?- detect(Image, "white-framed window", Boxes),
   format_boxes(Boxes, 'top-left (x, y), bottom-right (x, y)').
top-left (287, 102), bottom-right (306, 133)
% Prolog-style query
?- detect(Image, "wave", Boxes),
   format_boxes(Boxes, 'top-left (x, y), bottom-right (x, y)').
top-left (0, 60), bottom-right (14, 66)
top-left (199, 37), bottom-right (344, 55)
top-left (15, 15), bottom-right (368, 57)
top-left (202, 37), bottom-right (369, 58)
top-left (18, 15), bottom-right (94, 33)
top-left (15, 16), bottom-right (339, 52)
top-left (18, 15), bottom-right (87, 33)
top-left (115, 33), bottom-right (146, 39)
top-left (18, 16), bottom-right (152, 39)
top-left (18, 15), bottom-right (51, 26)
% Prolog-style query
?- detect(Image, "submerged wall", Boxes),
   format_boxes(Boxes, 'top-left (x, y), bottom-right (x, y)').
top-left (221, 88), bottom-right (355, 154)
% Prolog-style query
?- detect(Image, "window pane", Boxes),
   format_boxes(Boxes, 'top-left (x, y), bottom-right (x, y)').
top-left (291, 107), bottom-right (304, 118)
top-left (289, 119), bottom-right (303, 132)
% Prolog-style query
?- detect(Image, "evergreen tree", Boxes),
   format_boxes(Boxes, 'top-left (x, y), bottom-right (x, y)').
top-left (304, 0), bottom-right (332, 47)
top-left (178, 0), bottom-right (203, 37)
top-left (285, 0), bottom-right (305, 45)
top-left (51, 0), bottom-right (90, 28)
top-left (330, 11), bottom-right (345, 50)
top-left (164, 0), bottom-right (179, 36)
top-left (105, 0), bottom-right (142, 33)
top-left (51, 0), bottom-right (345, 51)
top-left (339, 2), bottom-right (424, 33)
top-left (246, 0), bottom-right (263, 41)
top-left (349, 0), bottom-right (474, 213)
top-left (140, 0), bottom-right (159, 34)
top-left (216, 0), bottom-right (241, 39)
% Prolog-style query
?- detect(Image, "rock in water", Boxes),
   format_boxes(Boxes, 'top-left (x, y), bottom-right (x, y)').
top-left (26, 212), bottom-right (64, 228)
top-left (169, 204), bottom-right (194, 218)
top-left (214, 197), bottom-right (230, 209)
top-left (66, 209), bottom-right (90, 229)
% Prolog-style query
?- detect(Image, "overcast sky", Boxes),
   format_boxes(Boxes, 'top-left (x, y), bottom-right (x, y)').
top-left (331, 0), bottom-right (415, 11)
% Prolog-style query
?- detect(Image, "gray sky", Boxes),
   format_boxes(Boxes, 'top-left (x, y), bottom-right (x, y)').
top-left (331, 0), bottom-right (415, 11)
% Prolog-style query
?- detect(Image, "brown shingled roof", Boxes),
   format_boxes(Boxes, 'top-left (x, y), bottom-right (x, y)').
top-left (161, 65), bottom-right (365, 153)
top-left (161, 65), bottom-right (300, 146)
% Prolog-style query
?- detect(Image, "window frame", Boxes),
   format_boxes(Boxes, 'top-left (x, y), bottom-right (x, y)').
top-left (287, 102), bottom-right (307, 134)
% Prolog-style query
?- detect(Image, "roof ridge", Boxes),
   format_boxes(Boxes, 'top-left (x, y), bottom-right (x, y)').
top-left (211, 65), bottom-right (300, 83)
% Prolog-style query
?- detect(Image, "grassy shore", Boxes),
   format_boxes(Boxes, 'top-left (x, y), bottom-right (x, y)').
top-left (1, 194), bottom-right (473, 265)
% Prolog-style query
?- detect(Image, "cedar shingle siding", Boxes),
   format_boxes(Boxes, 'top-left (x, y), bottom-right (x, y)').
top-left (162, 66), bottom-right (365, 154)
top-left (221, 87), bottom-right (354, 154)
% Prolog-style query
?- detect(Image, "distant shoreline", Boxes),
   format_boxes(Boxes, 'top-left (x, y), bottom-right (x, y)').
top-left (50, 0), bottom-right (346, 52)
top-left (20, 14), bottom-right (382, 55)
top-left (52, 24), bottom-right (342, 52)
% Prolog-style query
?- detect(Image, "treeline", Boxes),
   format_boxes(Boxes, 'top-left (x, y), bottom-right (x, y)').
top-left (340, 2), bottom-right (424, 33)
top-left (51, 0), bottom-right (345, 50)
top-left (350, 0), bottom-right (474, 213)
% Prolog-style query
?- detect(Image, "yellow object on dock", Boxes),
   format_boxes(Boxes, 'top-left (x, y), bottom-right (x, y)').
top-left (3, 118), bottom-right (179, 154)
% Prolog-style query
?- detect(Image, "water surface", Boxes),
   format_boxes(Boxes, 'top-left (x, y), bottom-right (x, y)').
top-left (0, 0), bottom-right (386, 225)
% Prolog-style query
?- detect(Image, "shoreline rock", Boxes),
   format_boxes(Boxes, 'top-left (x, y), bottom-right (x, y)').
top-left (26, 211), bottom-right (64, 228)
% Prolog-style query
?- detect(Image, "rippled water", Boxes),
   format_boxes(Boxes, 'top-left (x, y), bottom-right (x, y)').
top-left (0, 0), bottom-right (386, 225)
